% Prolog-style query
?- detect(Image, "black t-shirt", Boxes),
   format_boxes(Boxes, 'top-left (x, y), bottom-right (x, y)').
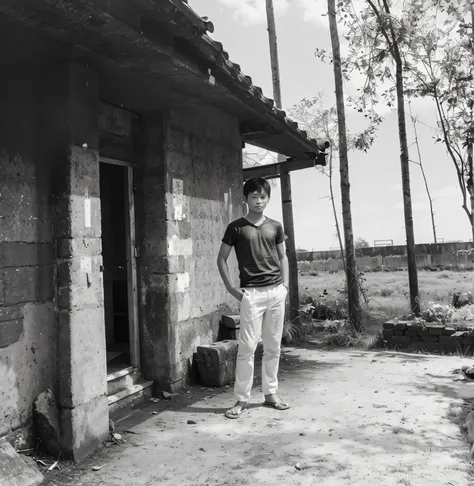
top-left (222, 217), bottom-right (287, 288)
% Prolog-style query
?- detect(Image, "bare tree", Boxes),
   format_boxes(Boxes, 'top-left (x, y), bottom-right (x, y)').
top-left (408, 102), bottom-right (437, 243)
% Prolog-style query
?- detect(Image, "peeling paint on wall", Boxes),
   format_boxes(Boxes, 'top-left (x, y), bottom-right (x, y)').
top-left (168, 235), bottom-right (193, 257)
top-left (175, 272), bottom-right (190, 292)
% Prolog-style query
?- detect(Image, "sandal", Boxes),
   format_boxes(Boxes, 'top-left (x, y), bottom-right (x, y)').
top-left (263, 397), bottom-right (291, 410)
top-left (225, 403), bottom-right (247, 419)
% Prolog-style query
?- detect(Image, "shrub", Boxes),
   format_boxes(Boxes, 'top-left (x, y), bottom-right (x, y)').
top-left (379, 286), bottom-right (395, 297)
top-left (420, 303), bottom-right (453, 324)
top-left (451, 291), bottom-right (474, 309)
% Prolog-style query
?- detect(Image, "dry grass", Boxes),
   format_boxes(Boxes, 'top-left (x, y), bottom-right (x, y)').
top-left (300, 269), bottom-right (474, 329)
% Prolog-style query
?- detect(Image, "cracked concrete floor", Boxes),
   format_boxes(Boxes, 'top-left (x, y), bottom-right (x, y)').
top-left (43, 347), bottom-right (474, 486)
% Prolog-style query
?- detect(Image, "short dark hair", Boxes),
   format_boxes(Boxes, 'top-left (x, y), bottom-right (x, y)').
top-left (243, 177), bottom-right (271, 198)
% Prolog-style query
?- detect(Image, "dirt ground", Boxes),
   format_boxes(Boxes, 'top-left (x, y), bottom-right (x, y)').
top-left (42, 346), bottom-right (474, 486)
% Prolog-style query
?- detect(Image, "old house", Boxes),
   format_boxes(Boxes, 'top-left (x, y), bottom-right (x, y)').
top-left (0, 0), bottom-right (324, 461)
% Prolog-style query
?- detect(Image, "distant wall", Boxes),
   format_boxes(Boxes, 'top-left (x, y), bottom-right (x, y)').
top-left (297, 242), bottom-right (474, 273)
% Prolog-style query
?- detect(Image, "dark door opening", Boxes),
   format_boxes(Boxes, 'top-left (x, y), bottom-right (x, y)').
top-left (100, 162), bottom-right (131, 372)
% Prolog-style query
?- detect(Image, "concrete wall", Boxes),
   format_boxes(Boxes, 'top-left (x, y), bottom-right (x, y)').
top-left (138, 108), bottom-right (241, 391)
top-left (0, 58), bottom-right (56, 441)
top-left (298, 241), bottom-right (474, 262)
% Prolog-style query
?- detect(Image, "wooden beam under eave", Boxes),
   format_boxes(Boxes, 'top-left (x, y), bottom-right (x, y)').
top-left (243, 157), bottom-right (320, 180)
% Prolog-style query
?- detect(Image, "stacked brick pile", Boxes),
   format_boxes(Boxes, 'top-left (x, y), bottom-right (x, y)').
top-left (382, 320), bottom-right (474, 354)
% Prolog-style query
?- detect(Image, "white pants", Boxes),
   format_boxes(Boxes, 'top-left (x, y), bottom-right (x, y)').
top-left (235, 283), bottom-right (287, 402)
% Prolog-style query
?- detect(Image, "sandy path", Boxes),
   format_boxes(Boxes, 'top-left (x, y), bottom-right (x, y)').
top-left (43, 347), bottom-right (474, 486)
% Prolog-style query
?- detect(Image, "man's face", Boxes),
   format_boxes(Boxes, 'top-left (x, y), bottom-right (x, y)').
top-left (245, 189), bottom-right (270, 214)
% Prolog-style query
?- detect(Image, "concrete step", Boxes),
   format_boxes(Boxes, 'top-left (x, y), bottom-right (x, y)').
top-left (108, 380), bottom-right (154, 415)
top-left (107, 366), bottom-right (138, 396)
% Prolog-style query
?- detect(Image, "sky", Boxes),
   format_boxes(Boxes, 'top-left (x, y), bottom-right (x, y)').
top-left (190, 0), bottom-right (472, 251)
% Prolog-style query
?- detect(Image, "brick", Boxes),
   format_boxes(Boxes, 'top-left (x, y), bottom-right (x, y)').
top-left (393, 336), bottom-right (411, 346)
top-left (394, 322), bottom-right (408, 331)
top-left (406, 329), bottom-right (419, 337)
top-left (445, 342), bottom-right (460, 354)
top-left (394, 329), bottom-right (405, 336)
top-left (3, 266), bottom-right (54, 305)
top-left (0, 320), bottom-right (23, 348)
top-left (419, 332), bottom-right (438, 342)
top-left (419, 342), bottom-right (443, 353)
top-left (452, 331), bottom-right (468, 338)
top-left (429, 325), bottom-right (445, 336)
top-left (410, 336), bottom-right (421, 342)
top-left (443, 327), bottom-right (456, 336)
top-left (439, 335), bottom-right (456, 345)
top-left (383, 321), bottom-right (395, 330)
top-left (382, 329), bottom-right (393, 337)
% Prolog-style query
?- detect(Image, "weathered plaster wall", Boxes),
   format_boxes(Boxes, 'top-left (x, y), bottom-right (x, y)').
top-left (164, 108), bottom-right (242, 388)
top-left (137, 108), bottom-right (242, 390)
top-left (0, 60), bottom-right (56, 440)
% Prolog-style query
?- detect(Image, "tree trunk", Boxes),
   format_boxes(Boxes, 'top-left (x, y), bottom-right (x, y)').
top-left (395, 62), bottom-right (420, 315)
top-left (265, 0), bottom-right (282, 108)
top-left (265, 0), bottom-right (300, 320)
top-left (328, 0), bottom-right (361, 331)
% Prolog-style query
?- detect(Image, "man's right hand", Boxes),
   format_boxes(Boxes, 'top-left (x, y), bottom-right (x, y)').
top-left (228, 287), bottom-right (244, 302)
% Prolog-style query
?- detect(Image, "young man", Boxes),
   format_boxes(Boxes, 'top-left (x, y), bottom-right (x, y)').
top-left (217, 177), bottom-right (291, 419)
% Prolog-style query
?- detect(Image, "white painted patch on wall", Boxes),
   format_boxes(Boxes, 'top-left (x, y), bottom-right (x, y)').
top-left (229, 188), bottom-right (233, 219)
top-left (177, 292), bottom-right (191, 322)
top-left (168, 235), bottom-right (193, 256)
top-left (175, 272), bottom-right (190, 292)
top-left (84, 191), bottom-right (91, 228)
top-left (80, 256), bottom-right (92, 273)
top-left (224, 192), bottom-right (228, 205)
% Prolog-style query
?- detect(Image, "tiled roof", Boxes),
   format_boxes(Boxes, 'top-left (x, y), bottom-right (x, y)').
top-left (171, 0), bottom-right (322, 154)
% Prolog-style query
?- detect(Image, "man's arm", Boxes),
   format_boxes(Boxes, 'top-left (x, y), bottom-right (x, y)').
top-left (217, 242), bottom-right (244, 302)
top-left (276, 241), bottom-right (289, 288)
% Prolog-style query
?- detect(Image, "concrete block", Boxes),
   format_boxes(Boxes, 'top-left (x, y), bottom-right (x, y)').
top-left (0, 438), bottom-right (43, 486)
top-left (3, 266), bottom-right (54, 305)
top-left (393, 329), bottom-right (405, 336)
top-left (57, 256), bottom-right (104, 309)
top-left (54, 194), bottom-right (101, 239)
top-left (383, 321), bottom-right (395, 330)
top-left (57, 237), bottom-right (102, 258)
top-left (196, 340), bottom-right (238, 387)
top-left (382, 329), bottom-right (393, 337)
top-left (0, 242), bottom-right (53, 267)
top-left (443, 327), bottom-right (456, 336)
top-left (67, 146), bottom-right (100, 197)
top-left (0, 320), bottom-right (24, 348)
top-left (57, 307), bottom-right (107, 408)
top-left (0, 305), bottom-right (24, 323)
top-left (60, 395), bottom-right (109, 461)
top-left (222, 315), bottom-right (240, 329)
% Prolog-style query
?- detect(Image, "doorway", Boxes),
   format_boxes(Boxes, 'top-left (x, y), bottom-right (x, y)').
top-left (100, 160), bottom-right (139, 374)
